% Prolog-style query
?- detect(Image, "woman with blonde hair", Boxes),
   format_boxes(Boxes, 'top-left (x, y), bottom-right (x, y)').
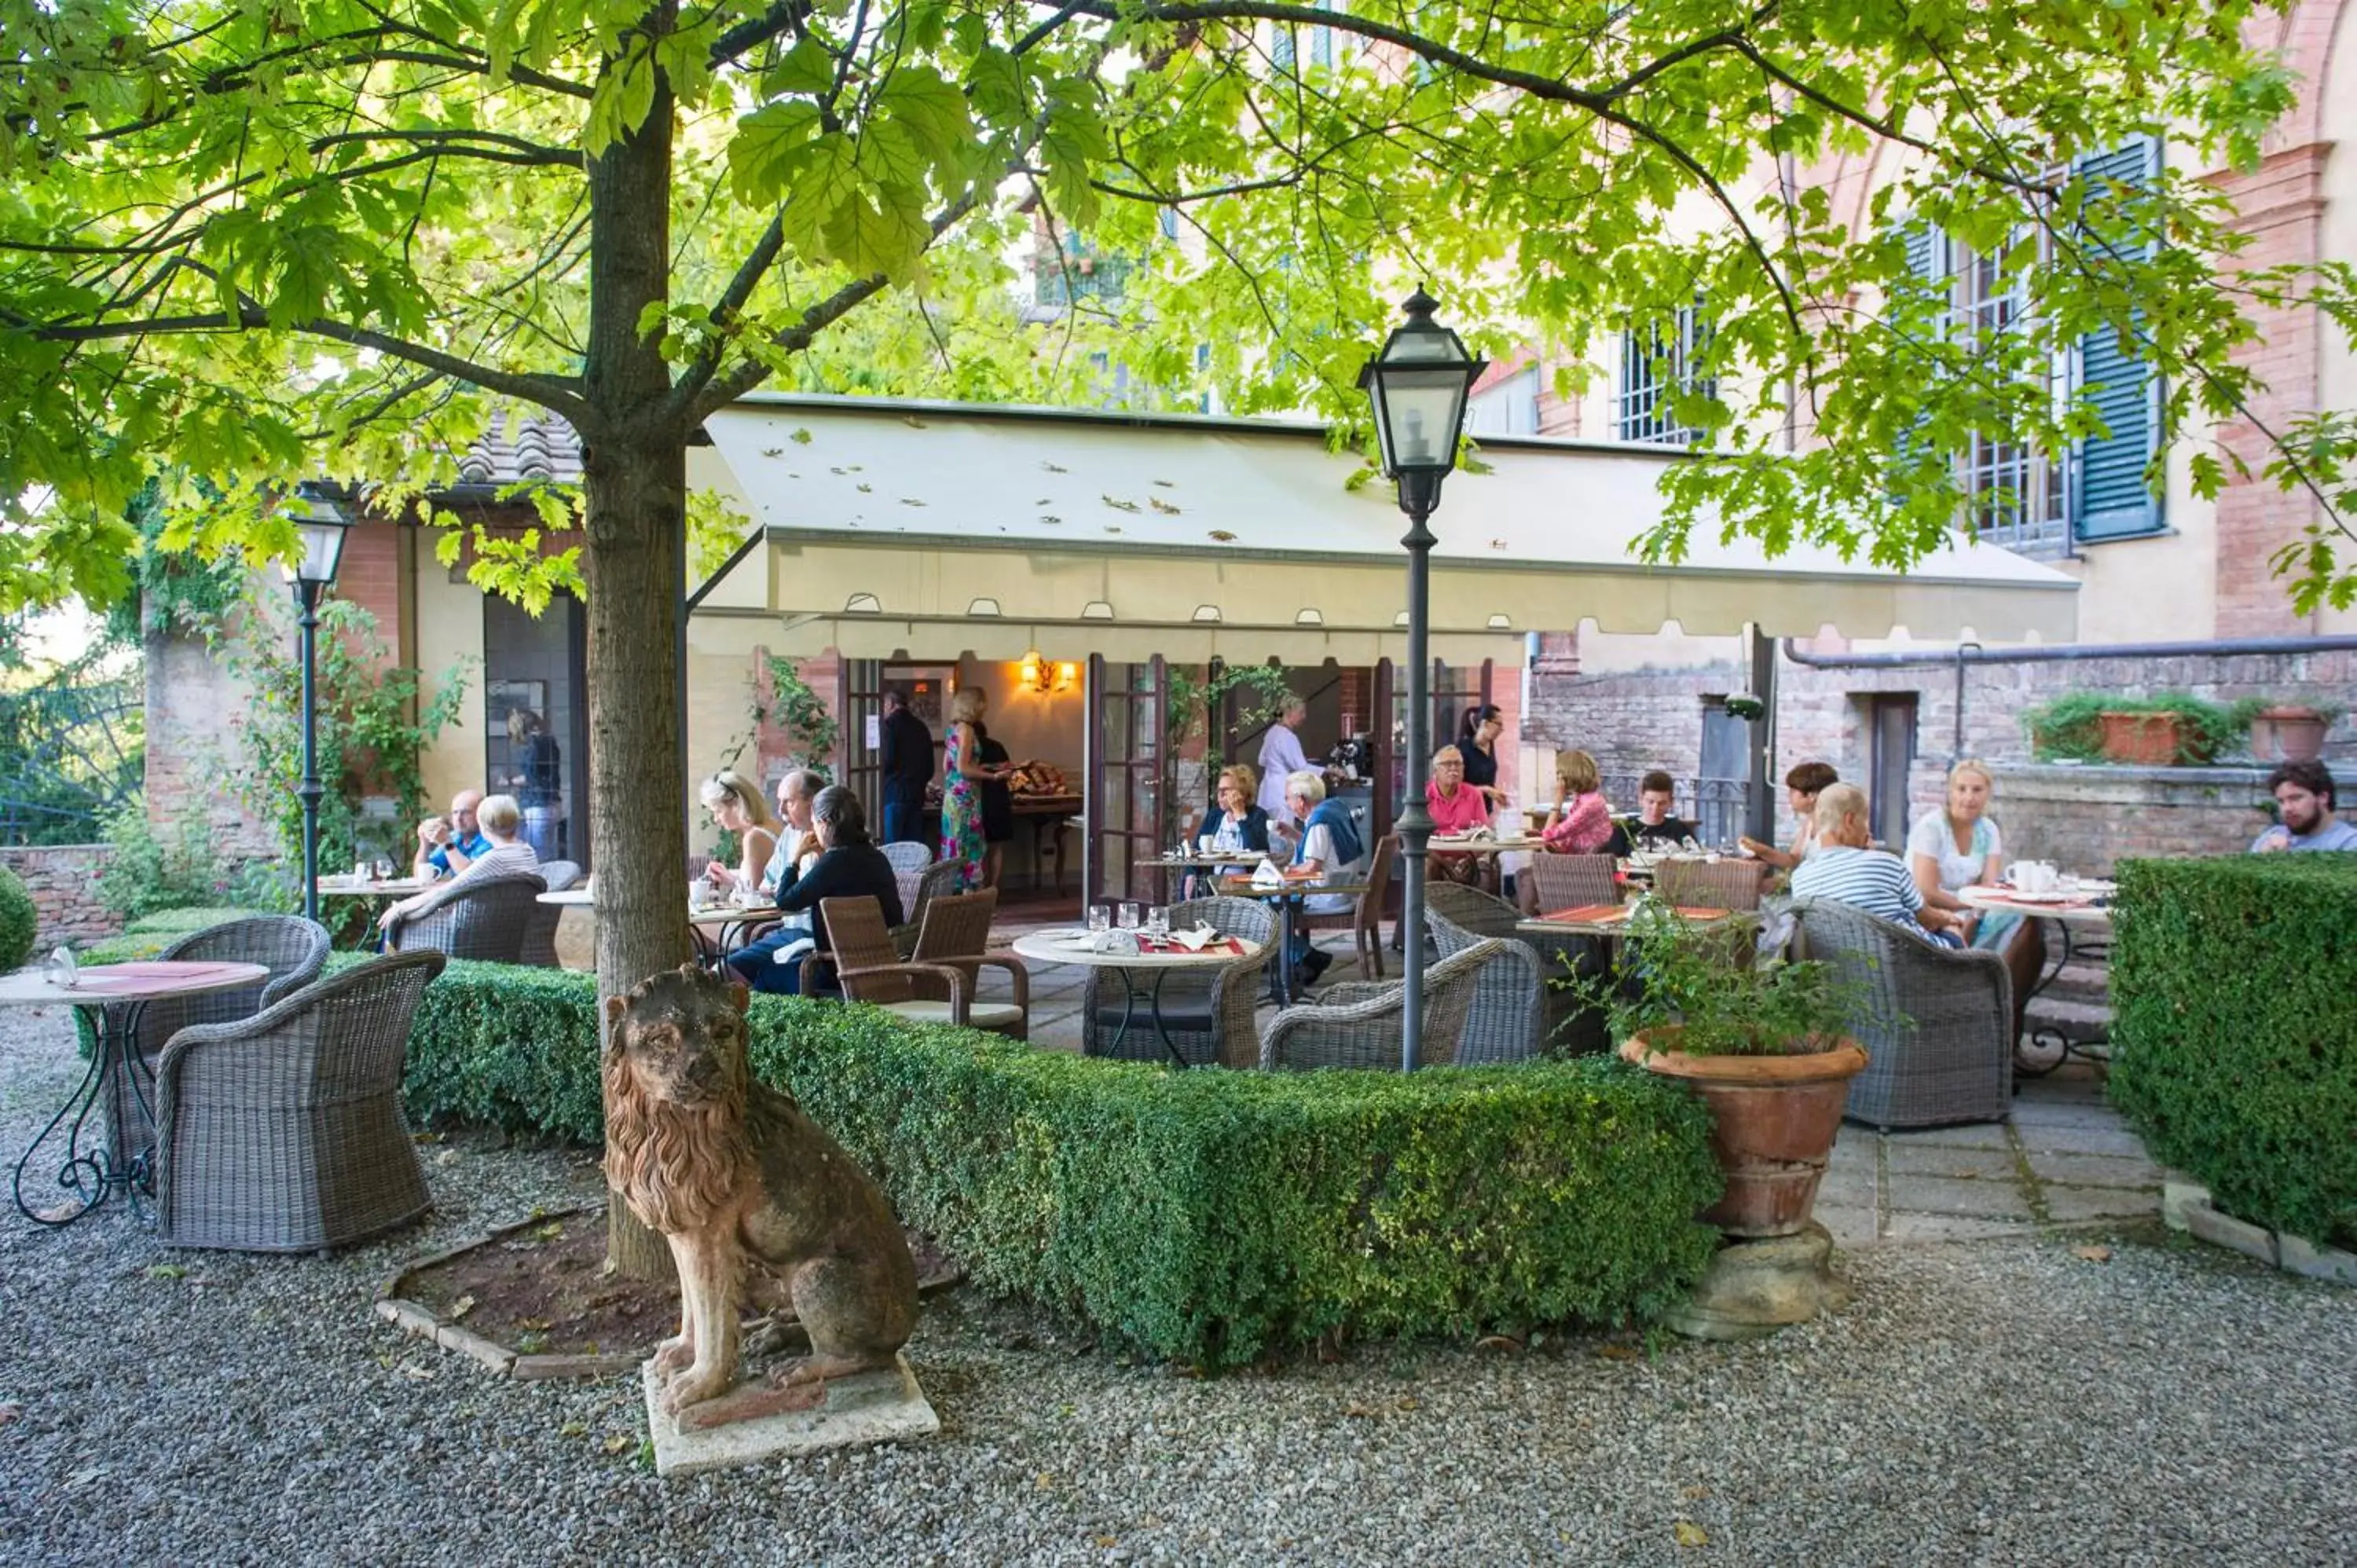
top-left (1540, 749), bottom-right (1615, 855)
top-left (940, 685), bottom-right (988, 890)
top-left (1907, 758), bottom-right (2045, 1039)
top-left (700, 769), bottom-right (781, 900)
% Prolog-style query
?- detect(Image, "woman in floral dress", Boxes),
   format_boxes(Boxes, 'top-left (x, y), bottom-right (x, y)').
top-left (940, 686), bottom-right (988, 891)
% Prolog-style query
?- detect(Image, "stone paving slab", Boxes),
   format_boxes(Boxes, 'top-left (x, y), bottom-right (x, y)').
top-left (2011, 1123), bottom-right (2154, 1159)
top-left (1881, 1212), bottom-right (2043, 1243)
top-left (1887, 1174), bottom-right (2037, 1221)
top-left (2008, 1099), bottom-right (2131, 1130)
top-left (1881, 1122), bottom-right (2014, 1150)
top-left (1882, 1142), bottom-right (2018, 1180)
top-left (2025, 1151), bottom-right (2163, 1190)
top-left (2044, 1184), bottom-right (2165, 1223)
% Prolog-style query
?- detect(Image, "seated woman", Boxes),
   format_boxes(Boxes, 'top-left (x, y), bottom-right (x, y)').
top-left (1740, 760), bottom-right (1838, 870)
top-left (1907, 758), bottom-right (2045, 1039)
top-left (1284, 770), bottom-right (1362, 989)
top-left (1791, 784), bottom-right (1963, 943)
top-left (698, 768), bottom-right (780, 902)
top-left (380, 793), bottom-right (539, 943)
top-left (728, 785), bottom-right (904, 996)
top-left (1198, 766), bottom-right (1272, 854)
top-left (1538, 749), bottom-right (1615, 855)
top-left (1425, 745), bottom-right (1491, 885)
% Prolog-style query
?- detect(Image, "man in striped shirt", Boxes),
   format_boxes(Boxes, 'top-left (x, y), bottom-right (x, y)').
top-left (1790, 783), bottom-right (1965, 946)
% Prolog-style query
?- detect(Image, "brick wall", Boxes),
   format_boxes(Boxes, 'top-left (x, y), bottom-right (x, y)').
top-left (143, 617), bottom-right (278, 861)
top-left (1901, 761), bottom-right (2277, 877)
top-left (1, 845), bottom-right (119, 949)
top-left (1530, 631), bottom-right (2357, 848)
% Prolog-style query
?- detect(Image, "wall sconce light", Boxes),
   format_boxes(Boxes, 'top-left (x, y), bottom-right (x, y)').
top-left (1018, 650), bottom-right (1076, 694)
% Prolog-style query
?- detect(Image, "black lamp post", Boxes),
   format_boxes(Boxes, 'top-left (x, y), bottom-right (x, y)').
top-left (283, 485), bottom-right (352, 923)
top-left (1358, 290), bottom-right (1486, 1072)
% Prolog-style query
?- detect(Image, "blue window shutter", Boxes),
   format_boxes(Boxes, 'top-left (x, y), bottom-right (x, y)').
top-left (1271, 22), bottom-right (1295, 68)
top-left (2071, 137), bottom-right (2165, 542)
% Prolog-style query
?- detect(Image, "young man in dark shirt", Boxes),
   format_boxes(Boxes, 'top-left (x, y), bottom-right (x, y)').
top-left (1624, 769), bottom-right (1699, 848)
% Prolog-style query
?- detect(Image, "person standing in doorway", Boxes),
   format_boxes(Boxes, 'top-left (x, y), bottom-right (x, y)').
top-left (505, 708), bottom-right (566, 860)
top-left (965, 685), bottom-right (1030, 888)
top-left (1256, 694), bottom-right (1310, 826)
top-left (940, 687), bottom-right (988, 891)
top-left (878, 687), bottom-right (935, 847)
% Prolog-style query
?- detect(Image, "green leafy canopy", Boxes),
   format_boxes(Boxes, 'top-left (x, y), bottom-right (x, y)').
top-left (0, 0), bottom-right (2348, 614)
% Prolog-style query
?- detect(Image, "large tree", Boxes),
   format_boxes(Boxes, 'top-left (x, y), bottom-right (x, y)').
top-left (5, 0), bottom-right (2349, 1262)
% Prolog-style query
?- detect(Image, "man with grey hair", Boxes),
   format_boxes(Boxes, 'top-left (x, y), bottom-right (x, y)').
top-left (756, 768), bottom-right (823, 899)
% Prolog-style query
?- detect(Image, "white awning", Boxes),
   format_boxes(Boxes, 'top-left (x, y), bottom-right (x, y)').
top-left (690, 394), bottom-right (2077, 662)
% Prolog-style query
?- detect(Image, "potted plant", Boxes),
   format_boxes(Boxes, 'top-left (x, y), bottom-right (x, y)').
top-left (2249, 702), bottom-right (2337, 764)
top-left (2022, 692), bottom-right (2254, 767)
top-left (1579, 902), bottom-right (1868, 1238)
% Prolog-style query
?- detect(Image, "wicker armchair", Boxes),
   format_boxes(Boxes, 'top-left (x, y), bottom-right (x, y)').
top-left (1791, 898), bottom-right (2014, 1130)
top-left (1081, 895), bottom-right (1275, 1068)
top-left (882, 841), bottom-right (933, 921)
top-left (821, 891), bottom-right (1029, 1039)
top-left (893, 859), bottom-right (962, 958)
top-left (103, 915), bottom-right (333, 1174)
top-left (387, 870), bottom-right (547, 962)
top-left (1427, 911), bottom-right (1544, 1064)
top-left (1523, 853), bottom-right (1618, 916)
top-left (1655, 857), bottom-right (1769, 912)
top-left (1428, 881), bottom-right (1607, 1055)
top-left (152, 951), bottom-right (448, 1252)
top-left (1257, 937), bottom-right (1512, 1071)
top-left (519, 859), bottom-right (582, 967)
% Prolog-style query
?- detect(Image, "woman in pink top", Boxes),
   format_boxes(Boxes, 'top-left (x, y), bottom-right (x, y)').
top-left (1425, 746), bottom-right (1491, 885)
top-left (1539, 749), bottom-right (1615, 854)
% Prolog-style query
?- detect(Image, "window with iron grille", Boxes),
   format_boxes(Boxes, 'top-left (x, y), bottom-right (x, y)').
top-left (1616, 306), bottom-right (1713, 445)
top-left (1951, 238), bottom-right (2068, 551)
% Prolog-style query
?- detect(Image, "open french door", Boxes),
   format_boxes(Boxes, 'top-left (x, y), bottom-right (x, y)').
top-left (1082, 654), bottom-right (1168, 912)
top-left (838, 658), bottom-right (885, 821)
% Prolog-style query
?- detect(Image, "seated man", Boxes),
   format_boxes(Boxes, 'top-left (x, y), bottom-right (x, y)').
top-left (411, 787), bottom-right (490, 879)
top-left (719, 769), bottom-right (824, 974)
top-left (729, 785), bottom-right (903, 996)
top-left (2251, 759), bottom-right (2357, 852)
top-left (1790, 784), bottom-right (1965, 945)
top-left (382, 793), bottom-right (539, 942)
top-left (1623, 770), bottom-right (1699, 849)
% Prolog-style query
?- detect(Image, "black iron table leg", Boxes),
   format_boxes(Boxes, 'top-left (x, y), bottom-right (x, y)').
top-left (1109, 969), bottom-right (1193, 1070)
top-left (2013, 919), bottom-right (2106, 1079)
top-left (13, 1001), bottom-right (152, 1226)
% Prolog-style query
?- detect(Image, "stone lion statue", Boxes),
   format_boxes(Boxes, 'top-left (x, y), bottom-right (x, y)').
top-left (603, 964), bottom-right (918, 1429)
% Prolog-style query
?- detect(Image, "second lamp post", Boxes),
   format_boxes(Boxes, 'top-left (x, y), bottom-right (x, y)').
top-left (284, 485), bottom-right (352, 924)
top-left (1358, 291), bottom-right (1486, 1072)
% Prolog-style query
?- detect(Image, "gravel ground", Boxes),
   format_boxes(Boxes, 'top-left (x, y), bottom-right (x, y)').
top-left (3, 1003), bottom-right (2352, 1567)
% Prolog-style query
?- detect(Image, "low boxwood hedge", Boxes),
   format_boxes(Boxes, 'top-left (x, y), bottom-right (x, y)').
top-left (399, 959), bottom-right (1723, 1367)
top-left (2109, 855), bottom-right (2357, 1248)
top-left (82, 906), bottom-right (284, 965)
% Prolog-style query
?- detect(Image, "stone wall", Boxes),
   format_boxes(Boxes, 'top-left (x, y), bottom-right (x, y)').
top-left (1, 844), bottom-right (120, 949)
top-left (1903, 762), bottom-right (2275, 877)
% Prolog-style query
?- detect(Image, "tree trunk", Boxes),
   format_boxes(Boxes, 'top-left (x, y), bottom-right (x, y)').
top-left (582, 28), bottom-right (690, 1282)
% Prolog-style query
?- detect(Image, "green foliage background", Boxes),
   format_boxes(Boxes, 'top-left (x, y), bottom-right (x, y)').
top-left (2109, 855), bottom-right (2357, 1247)
top-left (393, 959), bottom-right (1723, 1365)
top-left (0, 864), bottom-right (37, 969)
top-left (2020, 692), bottom-right (2265, 766)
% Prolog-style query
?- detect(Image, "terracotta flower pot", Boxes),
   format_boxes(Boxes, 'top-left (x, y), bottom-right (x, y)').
top-left (2097, 710), bottom-right (2201, 767)
top-left (2249, 705), bottom-right (2329, 764)
top-left (1621, 1030), bottom-right (1869, 1239)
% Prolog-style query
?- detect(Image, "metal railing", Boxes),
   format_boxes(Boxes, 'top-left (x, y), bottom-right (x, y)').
top-left (1601, 774), bottom-right (1751, 848)
top-left (0, 677), bottom-right (142, 845)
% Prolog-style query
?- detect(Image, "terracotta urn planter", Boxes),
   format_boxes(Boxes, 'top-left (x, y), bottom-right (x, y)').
top-left (2249, 705), bottom-right (2330, 764)
top-left (1621, 1030), bottom-right (1869, 1239)
top-left (2097, 709), bottom-right (2201, 767)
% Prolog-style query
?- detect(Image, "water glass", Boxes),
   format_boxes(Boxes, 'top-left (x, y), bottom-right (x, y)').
top-left (1147, 906), bottom-right (1170, 940)
top-left (1118, 901), bottom-right (1142, 931)
top-left (375, 858), bottom-right (395, 881)
top-left (1087, 905), bottom-right (1111, 935)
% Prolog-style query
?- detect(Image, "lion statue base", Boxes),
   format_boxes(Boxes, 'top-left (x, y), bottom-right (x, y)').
top-left (604, 964), bottom-right (919, 1435)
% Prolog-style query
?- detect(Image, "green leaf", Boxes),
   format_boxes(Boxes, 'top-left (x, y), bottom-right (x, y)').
top-left (763, 35), bottom-right (836, 98)
top-left (729, 101), bottom-right (822, 206)
top-left (964, 46), bottom-right (1028, 123)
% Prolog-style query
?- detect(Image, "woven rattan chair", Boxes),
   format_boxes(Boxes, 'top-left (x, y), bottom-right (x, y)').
top-left (1655, 856), bottom-right (1769, 912)
top-left (104, 915), bottom-right (334, 1174)
top-left (1081, 895), bottom-right (1275, 1068)
top-left (518, 859), bottom-right (582, 967)
top-left (882, 841), bottom-right (933, 921)
top-left (821, 891), bottom-right (1030, 1039)
top-left (893, 859), bottom-right (963, 958)
top-left (1791, 898), bottom-right (2014, 1130)
top-left (387, 870), bottom-right (546, 962)
top-left (1256, 936), bottom-right (1511, 1071)
top-left (1427, 910), bottom-right (1544, 1064)
top-left (1297, 833), bottom-right (1395, 980)
top-left (1428, 881), bottom-right (1607, 1054)
top-left (1524, 853), bottom-right (1618, 916)
top-left (152, 951), bottom-right (448, 1252)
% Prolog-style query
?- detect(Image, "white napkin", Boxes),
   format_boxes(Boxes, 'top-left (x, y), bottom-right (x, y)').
top-left (1249, 858), bottom-right (1285, 888)
top-left (1165, 925), bottom-right (1216, 952)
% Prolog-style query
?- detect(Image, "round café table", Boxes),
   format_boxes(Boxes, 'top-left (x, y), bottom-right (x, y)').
top-left (5, 959), bottom-right (271, 1227)
top-left (1957, 884), bottom-right (2117, 1076)
top-left (1009, 929), bottom-right (1264, 1069)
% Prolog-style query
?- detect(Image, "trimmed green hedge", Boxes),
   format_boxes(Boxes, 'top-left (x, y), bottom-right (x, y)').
top-left (82, 906), bottom-right (283, 964)
top-left (0, 865), bottom-right (35, 971)
top-left (399, 959), bottom-right (1723, 1366)
top-left (2110, 855), bottom-right (2357, 1247)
